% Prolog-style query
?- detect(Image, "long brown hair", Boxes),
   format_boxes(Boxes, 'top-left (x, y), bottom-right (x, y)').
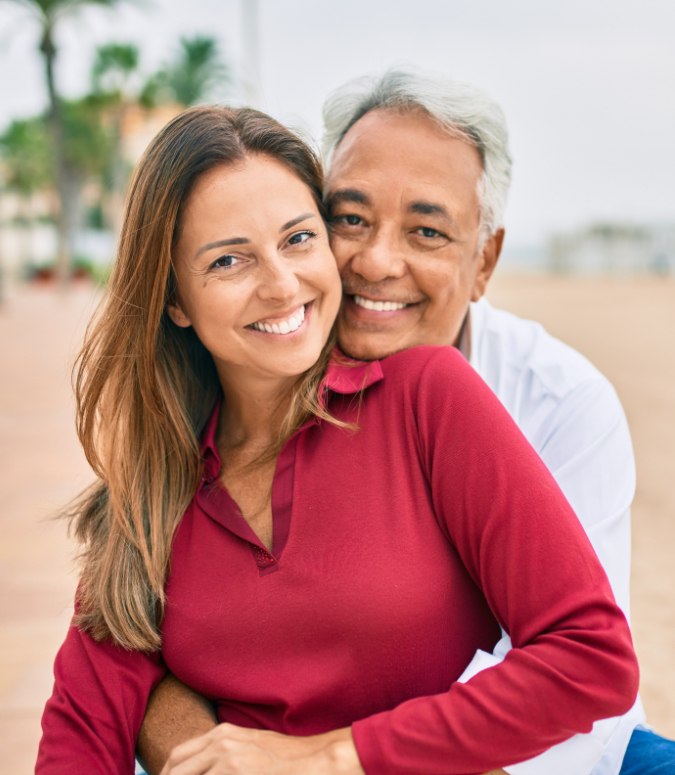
top-left (71, 106), bottom-right (336, 651)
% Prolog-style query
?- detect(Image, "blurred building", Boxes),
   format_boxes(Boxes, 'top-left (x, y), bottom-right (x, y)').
top-left (549, 222), bottom-right (675, 274)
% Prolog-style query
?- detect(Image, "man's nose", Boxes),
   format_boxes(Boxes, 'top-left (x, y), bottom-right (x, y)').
top-left (348, 229), bottom-right (406, 283)
top-left (257, 256), bottom-right (300, 302)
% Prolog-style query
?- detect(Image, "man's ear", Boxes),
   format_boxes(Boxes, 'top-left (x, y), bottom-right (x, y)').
top-left (471, 227), bottom-right (504, 302)
top-left (166, 300), bottom-right (192, 328)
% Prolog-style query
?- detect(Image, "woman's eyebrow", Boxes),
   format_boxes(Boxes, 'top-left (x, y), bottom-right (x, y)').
top-left (195, 236), bottom-right (249, 260)
top-left (280, 212), bottom-right (316, 232)
top-left (193, 212), bottom-right (317, 261)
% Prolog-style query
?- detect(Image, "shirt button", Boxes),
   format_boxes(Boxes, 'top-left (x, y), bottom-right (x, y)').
top-left (254, 547), bottom-right (276, 567)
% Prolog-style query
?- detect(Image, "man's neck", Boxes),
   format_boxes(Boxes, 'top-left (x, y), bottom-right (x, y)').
top-left (456, 307), bottom-right (473, 360)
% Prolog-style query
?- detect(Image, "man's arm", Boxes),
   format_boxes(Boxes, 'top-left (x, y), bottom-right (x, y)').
top-left (137, 678), bottom-right (509, 775)
top-left (137, 674), bottom-right (217, 774)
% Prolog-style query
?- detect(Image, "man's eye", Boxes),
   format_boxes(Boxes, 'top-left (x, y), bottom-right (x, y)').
top-left (332, 214), bottom-right (363, 227)
top-left (416, 227), bottom-right (445, 239)
top-left (210, 254), bottom-right (238, 269)
top-left (288, 230), bottom-right (317, 245)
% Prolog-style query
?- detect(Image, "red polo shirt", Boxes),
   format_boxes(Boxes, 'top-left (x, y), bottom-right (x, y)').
top-left (37, 346), bottom-right (638, 774)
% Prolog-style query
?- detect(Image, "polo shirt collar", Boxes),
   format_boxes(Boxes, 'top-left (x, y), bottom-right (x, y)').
top-left (323, 349), bottom-right (384, 395)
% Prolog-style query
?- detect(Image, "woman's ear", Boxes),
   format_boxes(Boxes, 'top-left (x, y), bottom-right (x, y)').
top-left (166, 300), bottom-right (192, 328)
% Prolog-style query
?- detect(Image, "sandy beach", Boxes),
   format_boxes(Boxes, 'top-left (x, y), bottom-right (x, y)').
top-left (1, 273), bottom-right (674, 771)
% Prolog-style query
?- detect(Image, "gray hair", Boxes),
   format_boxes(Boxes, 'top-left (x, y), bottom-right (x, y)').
top-left (322, 69), bottom-right (512, 240)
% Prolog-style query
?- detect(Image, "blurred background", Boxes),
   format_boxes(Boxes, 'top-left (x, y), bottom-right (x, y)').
top-left (1, 0), bottom-right (674, 770)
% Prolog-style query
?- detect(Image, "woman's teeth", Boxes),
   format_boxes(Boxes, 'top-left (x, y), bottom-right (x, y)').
top-left (250, 305), bottom-right (306, 335)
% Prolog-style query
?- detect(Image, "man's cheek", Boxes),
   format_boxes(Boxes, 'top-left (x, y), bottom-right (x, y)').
top-left (328, 237), bottom-right (351, 270)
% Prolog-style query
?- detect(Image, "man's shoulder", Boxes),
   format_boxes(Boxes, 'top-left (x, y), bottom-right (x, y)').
top-left (470, 298), bottom-right (628, 453)
top-left (471, 298), bottom-right (606, 401)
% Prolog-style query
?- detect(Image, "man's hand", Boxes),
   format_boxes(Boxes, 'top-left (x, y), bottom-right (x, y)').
top-left (158, 722), bottom-right (509, 774)
top-left (159, 723), bottom-right (364, 775)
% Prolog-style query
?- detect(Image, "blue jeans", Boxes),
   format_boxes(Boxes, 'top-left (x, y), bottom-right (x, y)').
top-left (620, 727), bottom-right (675, 774)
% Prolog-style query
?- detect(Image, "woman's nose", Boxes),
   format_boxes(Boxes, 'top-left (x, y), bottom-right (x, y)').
top-left (257, 256), bottom-right (300, 302)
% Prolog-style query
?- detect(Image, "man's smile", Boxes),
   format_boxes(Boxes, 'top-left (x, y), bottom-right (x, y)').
top-left (352, 295), bottom-right (409, 312)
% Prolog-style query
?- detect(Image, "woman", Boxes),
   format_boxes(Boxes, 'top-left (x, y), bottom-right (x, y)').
top-left (37, 106), bottom-right (638, 775)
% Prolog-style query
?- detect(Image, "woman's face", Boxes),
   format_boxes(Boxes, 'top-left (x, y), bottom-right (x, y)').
top-left (168, 154), bottom-right (341, 393)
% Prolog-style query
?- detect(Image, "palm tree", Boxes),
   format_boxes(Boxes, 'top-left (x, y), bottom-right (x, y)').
top-left (170, 36), bottom-right (230, 106)
top-left (6, 0), bottom-right (126, 286)
top-left (142, 35), bottom-right (230, 109)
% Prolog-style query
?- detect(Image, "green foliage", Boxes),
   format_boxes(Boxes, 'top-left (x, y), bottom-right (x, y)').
top-left (61, 96), bottom-right (115, 179)
top-left (0, 117), bottom-right (53, 193)
top-left (142, 35), bottom-right (230, 108)
top-left (23, 256), bottom-right (111, 284)
top-left (92, 42), bottom-right (140, 101)
top-left (85, 201), bottom-right (106, 229)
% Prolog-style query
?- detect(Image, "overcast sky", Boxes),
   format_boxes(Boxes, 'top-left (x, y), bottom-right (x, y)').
top-left (1, 0), bottom-right (674, 251)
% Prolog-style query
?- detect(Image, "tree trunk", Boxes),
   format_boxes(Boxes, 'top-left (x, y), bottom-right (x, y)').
top-left (40, 24), bottom-right (72, 289)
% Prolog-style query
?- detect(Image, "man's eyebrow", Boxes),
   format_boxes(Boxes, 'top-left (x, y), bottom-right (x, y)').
top-left (408, 200), bottom-right (455, 224)
top-left (324, 188), bottom-right (372, 209)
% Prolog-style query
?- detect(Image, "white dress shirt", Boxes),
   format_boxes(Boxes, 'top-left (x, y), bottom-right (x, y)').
top-left (457, 298), bottom-right (644, 775)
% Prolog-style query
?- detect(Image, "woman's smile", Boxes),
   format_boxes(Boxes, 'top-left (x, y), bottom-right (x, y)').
top-left (247, 301), bottom-right (309, 335)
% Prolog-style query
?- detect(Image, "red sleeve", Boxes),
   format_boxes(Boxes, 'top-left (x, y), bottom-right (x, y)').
top-left (352, 347), bottom-right (639, 774)
top-left (36, 619), bottom-right (166, 774)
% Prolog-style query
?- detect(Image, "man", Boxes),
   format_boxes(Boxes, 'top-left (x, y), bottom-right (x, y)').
top-left (138, 70), bottom-right (673, 774)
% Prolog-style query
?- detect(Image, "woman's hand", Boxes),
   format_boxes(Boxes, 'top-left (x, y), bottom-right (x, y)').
top-left (159, 723), bottom-right (365, 775)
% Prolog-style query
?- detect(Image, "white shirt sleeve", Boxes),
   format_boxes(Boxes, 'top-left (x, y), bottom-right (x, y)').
top-left (464, 302), bottom-right (642, 774)
top-left (534, 378), bottom-right (635, 619)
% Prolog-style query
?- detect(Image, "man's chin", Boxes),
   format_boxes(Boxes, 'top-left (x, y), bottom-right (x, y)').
top-left (336, 330), bottom-right (407, 362)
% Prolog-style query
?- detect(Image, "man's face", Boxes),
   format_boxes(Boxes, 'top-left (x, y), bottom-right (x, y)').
top-left (325, 108), bottom-right (503, 361)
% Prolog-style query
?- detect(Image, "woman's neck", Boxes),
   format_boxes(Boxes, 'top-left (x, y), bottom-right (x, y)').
top-left (215, 370), bottom-right (296, 457)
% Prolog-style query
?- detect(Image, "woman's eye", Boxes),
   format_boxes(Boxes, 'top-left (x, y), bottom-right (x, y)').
top-left (210, 254), bottom-right (238, 269)
top-left (288, 230), bottom-right (316, 245)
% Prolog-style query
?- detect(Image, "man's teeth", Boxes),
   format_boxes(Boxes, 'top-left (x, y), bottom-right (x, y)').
top-left (353, 295), bottom-right (407, 312)
top-left (250, 305), bottom-right (305, 334)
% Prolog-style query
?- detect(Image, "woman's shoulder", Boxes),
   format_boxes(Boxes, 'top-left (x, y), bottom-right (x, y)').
top-left (377, 344), bottom-right (511, 429)
top-left (379, 345), bottom-right (476, 388)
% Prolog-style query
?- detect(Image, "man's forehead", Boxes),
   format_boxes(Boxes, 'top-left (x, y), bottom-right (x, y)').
top-left (325, 110), bottom-right (482, 208)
